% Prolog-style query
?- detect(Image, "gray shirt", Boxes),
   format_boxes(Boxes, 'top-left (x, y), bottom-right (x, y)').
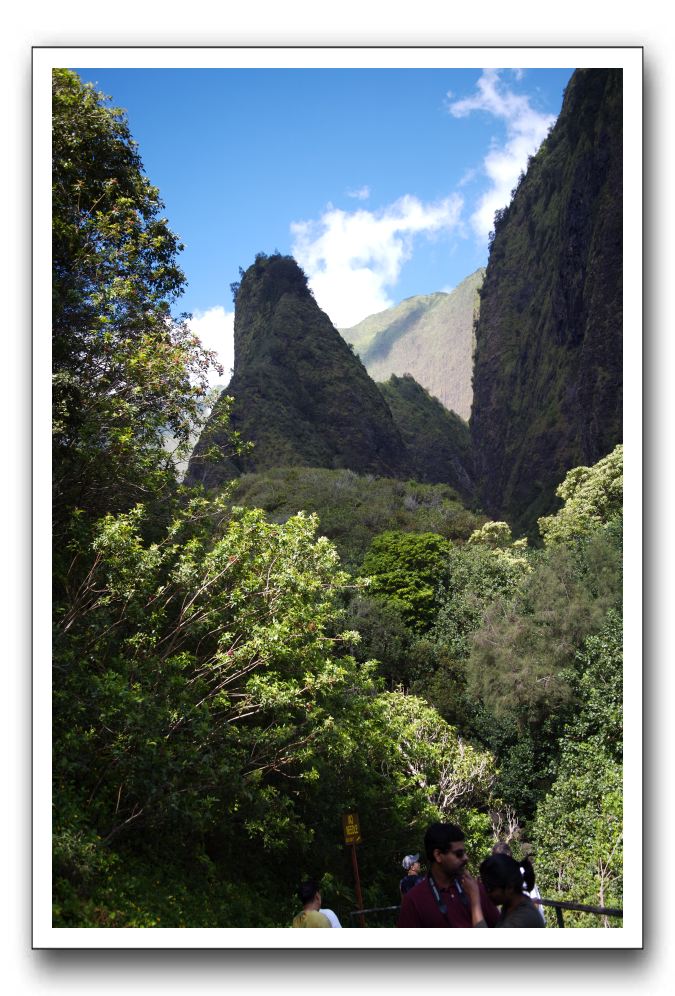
top-left (496, 897), bottom-right (545, 927)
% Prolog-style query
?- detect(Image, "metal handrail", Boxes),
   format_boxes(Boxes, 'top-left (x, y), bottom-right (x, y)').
top-left (536, 897), bottom-right (623, 928)
top-left (348, 897), bottom-right (623, 928)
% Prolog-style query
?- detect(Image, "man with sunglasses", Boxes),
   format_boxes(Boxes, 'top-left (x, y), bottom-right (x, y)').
top-left (396, 822), bottom-right (499, 928)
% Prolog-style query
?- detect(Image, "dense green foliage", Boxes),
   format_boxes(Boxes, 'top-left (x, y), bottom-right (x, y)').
top-left (471, 69), bottom-right (623, 537)
top-left (53, 495), bottom-right (499, 926)
top-left (405, 454), bottom-right (623, 847)
top-left (340, 269), bottom-right (484, 421)
top-left (532, 613), bottom-right (623, 926)
top-left (359, 531), bottom-right (451, 631)
top-left (538, 444), bottom-right (623, 545)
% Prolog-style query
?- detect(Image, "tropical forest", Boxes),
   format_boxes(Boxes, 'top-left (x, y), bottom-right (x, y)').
top-left (52, 66), bottom-right (624, 929)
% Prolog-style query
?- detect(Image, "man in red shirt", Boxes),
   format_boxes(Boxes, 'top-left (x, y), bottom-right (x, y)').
top-left (397, 822), bottom-right (499, 928)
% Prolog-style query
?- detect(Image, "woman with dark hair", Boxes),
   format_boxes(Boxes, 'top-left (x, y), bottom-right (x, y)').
top-left (475, 854), bottom-right (545, 927)
top-left (491, 842), bottom-right (546, 924)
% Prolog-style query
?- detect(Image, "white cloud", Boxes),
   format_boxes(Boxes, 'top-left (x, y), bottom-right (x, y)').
top-left (187, 306), bottom-right (235, 390)
top-left (346, 185), bottom-right (371, 200)
top-left (291, 193), bottom-right (463, 327)
top-left (448, 69), bottom-right (555, 240)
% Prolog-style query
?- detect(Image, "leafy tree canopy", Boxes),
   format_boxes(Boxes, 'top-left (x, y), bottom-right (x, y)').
top-left (465, 519), bottom-right (622, 729)
top-left (360, 530), bottom-right (451, 631)
top-left (54, 494), bottom-right (501, 924)
top-left (530, 613), bottom-right (623, 926)
top-left (52, 68), bottom-right (220, 526)
top-left (538, 444), bottom-right (623, 546)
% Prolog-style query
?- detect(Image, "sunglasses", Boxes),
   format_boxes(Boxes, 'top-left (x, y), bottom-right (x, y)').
top-left (448, 848), bottom-right (467, 858)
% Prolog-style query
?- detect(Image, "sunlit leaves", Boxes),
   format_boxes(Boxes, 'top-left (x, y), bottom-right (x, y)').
top-left (538, 444), bottom-right (623, 546)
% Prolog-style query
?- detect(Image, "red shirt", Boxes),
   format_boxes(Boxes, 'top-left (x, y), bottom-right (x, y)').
top-left (397, 877), bottom-right (500, 928)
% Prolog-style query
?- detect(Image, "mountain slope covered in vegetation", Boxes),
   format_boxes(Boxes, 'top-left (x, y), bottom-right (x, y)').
top-left (340, 268), bottom-right (483, 420)
top-left (470, 68), bottom-right (622, 536)
top-left (377, 374), bottom-right (475, 501)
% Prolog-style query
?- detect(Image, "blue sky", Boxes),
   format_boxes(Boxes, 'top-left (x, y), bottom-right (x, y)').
top-left (75, 66), bottom-right (573, 385)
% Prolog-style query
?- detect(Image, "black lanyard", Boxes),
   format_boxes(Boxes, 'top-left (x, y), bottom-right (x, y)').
top-left (427, 873), bottom-right (469, 923)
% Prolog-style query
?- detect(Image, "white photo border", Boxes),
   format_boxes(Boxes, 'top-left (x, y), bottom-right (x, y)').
top-left (34, 45), bottom-right (642, 950)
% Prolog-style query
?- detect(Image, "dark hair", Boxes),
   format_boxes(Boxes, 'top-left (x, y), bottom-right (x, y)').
top-left (424, 823), bottom-right (465, 863)
top-left (488, 846), bottom-right (536, 890)
top-left (298, 879), bottom-right (320, 905)
top-left (480, 854), bottom-right (532, 895)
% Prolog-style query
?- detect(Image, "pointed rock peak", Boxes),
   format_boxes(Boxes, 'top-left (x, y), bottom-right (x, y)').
top-left (186, 252), bottom-right (411, 488)
top-left (236, 252), bottom-right (313, 313)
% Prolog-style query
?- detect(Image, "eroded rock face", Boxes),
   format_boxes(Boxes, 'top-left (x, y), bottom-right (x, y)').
top-left (470, 69), bottom-right (623, 537)
top-left (186, 254), bottom-right (411, 489)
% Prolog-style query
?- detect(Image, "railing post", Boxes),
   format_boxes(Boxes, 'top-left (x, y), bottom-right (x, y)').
top-left (555, 905), bottom-right (565, 928)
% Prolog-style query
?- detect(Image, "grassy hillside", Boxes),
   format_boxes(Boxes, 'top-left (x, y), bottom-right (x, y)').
top-left (230, 466), bottom-right (484, 569)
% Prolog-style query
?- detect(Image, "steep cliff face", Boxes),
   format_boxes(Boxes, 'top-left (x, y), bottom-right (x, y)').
top-left (340, 268), bottom-right (483, 420)
top-left (186, 254), bottom-right (411, 488)
top-left (470, 69), bottom-right (622, 536)
top-left (377, 374), bottom-right (475, 502)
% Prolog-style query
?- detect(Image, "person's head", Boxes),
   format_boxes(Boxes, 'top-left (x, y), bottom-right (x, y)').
top-left (424, 823), bottom-right (469, 878)
top-left (402, 853), bottom-right (421, 875)
top-left (298, 879), bottom-right (321, 910)
top-left (479, 854), bottom-right (524, 907)
top-left (489, 845), bottom-right (535, 890)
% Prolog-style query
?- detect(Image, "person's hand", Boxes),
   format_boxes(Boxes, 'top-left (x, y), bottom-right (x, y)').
top-left (461, 872), bottom-right (480, 903)
top-left (461, 872), bottom-right (487, 927)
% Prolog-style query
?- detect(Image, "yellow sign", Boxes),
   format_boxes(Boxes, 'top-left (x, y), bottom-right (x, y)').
top-left (342, 812), bottom-right (362, 845)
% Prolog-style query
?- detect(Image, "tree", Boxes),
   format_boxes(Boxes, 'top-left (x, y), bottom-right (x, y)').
top-left (369, 693), bottom-right (496, 818)
top-left (54, 500), bottom-right (364, 841)
top-left (430, 536), bottom-right (531, 662)
top-left (54, 493), bottom-right (502, 924)
top-left (538, 444), bottom-right (623, 546)
top-left (343, 594), bottom-right (415, 687)
top-left (531, 749), bottom-right (622, 927)
top-left (531, 612), bottom-right (623, 926)
top-left (52, 69), bottom-right (220, 527)
top-left (359, 531), bottom-right (451, 631)
top-left (467, 519), bottom-right (527, 553)
top-left (465, 522), bottom-right (622, 728)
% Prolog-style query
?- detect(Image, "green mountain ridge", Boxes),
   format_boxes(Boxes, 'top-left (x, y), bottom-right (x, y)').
top-left (340, 269), bottom-right (484, 421)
